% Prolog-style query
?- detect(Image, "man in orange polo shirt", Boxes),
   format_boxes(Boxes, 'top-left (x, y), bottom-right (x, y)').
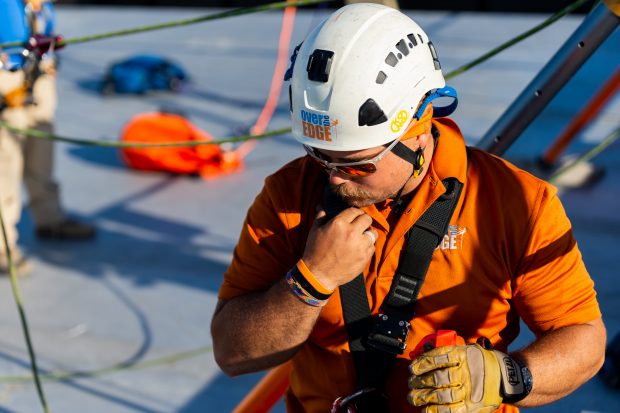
top-left (211, 4), bottom-right (605, 413)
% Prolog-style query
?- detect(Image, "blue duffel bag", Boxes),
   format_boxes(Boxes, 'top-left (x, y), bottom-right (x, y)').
top-left (102, 54), bottom-right (188, 95)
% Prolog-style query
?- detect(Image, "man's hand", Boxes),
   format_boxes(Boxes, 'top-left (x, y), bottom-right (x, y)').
top-left (302, 206), bottom-right (376, 291)
top-left (408, 343), bottom-right (531, 412)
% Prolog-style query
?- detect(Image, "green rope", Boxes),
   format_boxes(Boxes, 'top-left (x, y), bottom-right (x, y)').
top-left (0, 0), bottom-right (588, 149)
top-left (0, 119), bottom-right (291, 148)
top-left (445, 0), bottom-right (591, 80)
top-left (0, 207), bottom-right (51, 412)
top-left (0, 0), bottom-right (608, 398)
top-left (0, 1), bottom-right (310, 400)
top-left (549, 125), bottom-right (620, 184)
top-left (0, 0), bottom-right (331, 50)
top-left (0, 345), bottom-right (213, 384)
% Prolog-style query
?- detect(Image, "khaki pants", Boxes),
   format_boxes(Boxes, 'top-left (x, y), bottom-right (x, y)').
top-left (0, 67), bottom-right (64, 251)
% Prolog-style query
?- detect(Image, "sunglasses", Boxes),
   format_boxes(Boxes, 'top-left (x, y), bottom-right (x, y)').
top-left (304, 138), bottom-right (401, 177)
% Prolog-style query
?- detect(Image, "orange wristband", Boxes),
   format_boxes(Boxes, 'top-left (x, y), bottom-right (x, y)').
top-left (296, 259), bottom-right (334, 296)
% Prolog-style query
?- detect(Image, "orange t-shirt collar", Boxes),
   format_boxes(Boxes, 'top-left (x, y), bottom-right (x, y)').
top-left (400, 104), bottom-right (434, 142)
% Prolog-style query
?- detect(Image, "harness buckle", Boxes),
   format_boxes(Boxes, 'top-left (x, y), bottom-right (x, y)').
top-left (366, 313), bottom-right (410, 355)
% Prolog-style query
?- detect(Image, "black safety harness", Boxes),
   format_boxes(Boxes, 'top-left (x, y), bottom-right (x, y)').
top-left (324, 164), bottom-right (464, 399)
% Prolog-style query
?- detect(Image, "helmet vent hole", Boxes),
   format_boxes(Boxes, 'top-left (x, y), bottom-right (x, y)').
top-left (376, 71), bottom-right (387, 84)
top-left (288, 84), bottom-right (293, 113)
top-left (418, 34), bottom-right (424, 44)
top-left (428, 42), bottom-right (441, 70)
top-left (358, 98), bottom-right (388, 127)
top-left (385, 52), bottom-right (398, 67)
top-left (407, 33), bottom-right (418, 47)
top-left (395, 39), bottom-right (410, 56)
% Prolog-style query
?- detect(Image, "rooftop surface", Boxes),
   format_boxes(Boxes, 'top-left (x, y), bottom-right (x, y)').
top-left (0, 5), bottom-right (619, 413)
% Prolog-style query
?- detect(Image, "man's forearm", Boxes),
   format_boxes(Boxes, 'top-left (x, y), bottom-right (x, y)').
top-left (513, 318), bottom-right (606, 407)
top-left (211, 277), bottom-right (323, 376)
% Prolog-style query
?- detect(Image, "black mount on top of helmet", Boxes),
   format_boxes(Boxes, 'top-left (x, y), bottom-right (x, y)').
top-left (307, 49), bottom-right (334, 83)
top-left (284, 45), bottom-right (336, 112)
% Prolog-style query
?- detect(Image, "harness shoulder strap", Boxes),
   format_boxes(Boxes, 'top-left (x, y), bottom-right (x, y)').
top-left (323, 187), bottom-right (374, 359)
top-left (334, 177), bottom-right (463, 391)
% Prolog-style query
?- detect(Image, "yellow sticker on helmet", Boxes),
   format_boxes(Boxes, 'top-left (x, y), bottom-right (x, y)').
top-left (390, 110), bottom-right (409, 133)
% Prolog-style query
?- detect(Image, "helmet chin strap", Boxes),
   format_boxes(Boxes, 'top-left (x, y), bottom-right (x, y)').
top-left (388, 144), bottom-right (423, 213)
top-left (386, 86), bottom-right (456, 211)
top-left (388, 125), bottom-right (440, 212)
top-left (391, 140), bottom-right (419, 165)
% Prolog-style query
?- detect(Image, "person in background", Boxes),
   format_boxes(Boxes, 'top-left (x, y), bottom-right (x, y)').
top-left (0, 0), bottom-right (95, 276)
top-left (211, 4), bottom-right (605, 413)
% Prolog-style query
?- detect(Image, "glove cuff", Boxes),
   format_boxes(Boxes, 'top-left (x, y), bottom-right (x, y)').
top-left (493, 351), bottom-right (533, 404)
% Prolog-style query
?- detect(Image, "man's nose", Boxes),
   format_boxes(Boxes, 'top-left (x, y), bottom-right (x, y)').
top-left (328, 168), bottom-right (350, 185)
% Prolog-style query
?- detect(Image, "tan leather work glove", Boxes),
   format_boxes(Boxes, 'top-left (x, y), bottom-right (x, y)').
top-left (408, 343), bottom-right (532, 413)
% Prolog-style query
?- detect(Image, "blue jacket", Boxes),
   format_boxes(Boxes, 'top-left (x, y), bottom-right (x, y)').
top-left (0, 0), bottom-right (56, 71)
top-left (0, 0), bottom-right (29, 70)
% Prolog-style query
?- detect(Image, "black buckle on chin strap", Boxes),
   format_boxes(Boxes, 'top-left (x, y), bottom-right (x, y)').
top-left (366, 313), bottom-right (410, 355)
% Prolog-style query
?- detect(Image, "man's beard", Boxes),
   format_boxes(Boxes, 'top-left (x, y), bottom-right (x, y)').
top-left (331, 182), bottom-right (395, 207)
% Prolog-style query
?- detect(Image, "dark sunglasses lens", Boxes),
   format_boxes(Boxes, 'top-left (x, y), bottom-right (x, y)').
top-left (337, 163), bottom-right (377, 177)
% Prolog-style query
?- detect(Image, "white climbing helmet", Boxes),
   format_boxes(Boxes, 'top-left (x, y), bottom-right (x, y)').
top-left (288, 3), bottom-right (445, 151)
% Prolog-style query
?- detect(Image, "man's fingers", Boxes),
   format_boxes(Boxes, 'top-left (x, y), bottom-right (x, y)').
top-left (409, 369), bottom-right (453, 389)
top-left (409, 344), bottom-right (505, 412)
top-left (314, 206), bottom-right (328, 224)
top-left (410, 346), bottom-right (461, 375)
top-left (417, 401), bottom-right (468, 413)
top-left (349, 210), bottom-right (373, 233)
top-left (314, 206), bottom-right (375, 248)
top-left (363, 230), bottom-right (377, 245)
top-left (337, 207), bottom-right (369, 223)
top-left (408, 387), bottom-right (458, 406)
top-left (327, 207), bottom-right (374, 235)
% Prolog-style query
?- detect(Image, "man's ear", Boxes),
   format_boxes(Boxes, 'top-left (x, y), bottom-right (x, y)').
top-left (404, 129), bottom-right (433, 151)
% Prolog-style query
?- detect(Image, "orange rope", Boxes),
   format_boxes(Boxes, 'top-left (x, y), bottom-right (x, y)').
top-left (230, 7), bottom-right (297, 409)
top-left (542, 66), bottom-right (620, 166)
top-left (235, 0), bottom-right (297, 160)
top-left (232, 361), bottom-right (293, 413)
